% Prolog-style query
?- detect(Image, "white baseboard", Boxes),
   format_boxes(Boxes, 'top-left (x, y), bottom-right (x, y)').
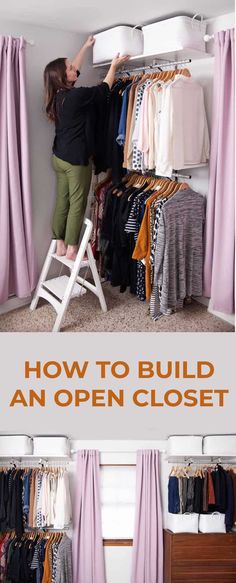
top-left (195, 297), bottom-right (235, 327)
top-left (0, 296), bottom-right (31, 316)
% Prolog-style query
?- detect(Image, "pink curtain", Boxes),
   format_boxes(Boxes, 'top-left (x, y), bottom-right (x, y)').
top-left (131, 450), bottom-right (163, 583)
top-left (203, 29), bottom-right (235, 314)
top-left (72, 450), bottom-right (106, 583)
top-left (0, 36), bottom-right (37, 305)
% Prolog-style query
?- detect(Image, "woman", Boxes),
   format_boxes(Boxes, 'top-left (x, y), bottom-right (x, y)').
top-left (44, 36), bottom-right (129, 260)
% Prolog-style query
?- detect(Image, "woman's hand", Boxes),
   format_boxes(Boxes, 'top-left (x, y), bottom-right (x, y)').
top-left (111, 53), bottom-right (130, 69)
top-left (84, 35), bottom-right (96, 48)
top-left (104, 54), bottom-right (130, 89)
top-left (72, 36), bottom-right (95, 71)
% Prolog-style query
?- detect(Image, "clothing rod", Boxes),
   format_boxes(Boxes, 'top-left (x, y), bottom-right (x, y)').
top-left (127, 169), bottom-right (191, 180)
top-left (0, 460), bottom-right (69, 467)
top-left (116, 58), bottom-right (192, 75)
top-left (71, 449), bottom-right (166, 454)
top-left (172, 172), bottom-right (192, 180)
top-left (26, 527), bottom-right (71, 532)
top-left (168, 461), bottom-right (236, 465)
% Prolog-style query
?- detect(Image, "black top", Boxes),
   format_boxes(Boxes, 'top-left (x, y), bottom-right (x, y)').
top-left (53, 80), bottom-right (110, 165)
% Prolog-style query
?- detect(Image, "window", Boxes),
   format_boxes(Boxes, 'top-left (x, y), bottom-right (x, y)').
top-left (100, 466), bottom-right (136, 539)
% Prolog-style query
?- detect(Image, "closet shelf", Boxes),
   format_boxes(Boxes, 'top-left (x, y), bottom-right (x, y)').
top-left (167, 454), bottom-right (236, 463)
top-left (93, 47), bottom-right (212, 69)
top-left (0, 454), bottom-right (71, 460)
top-left (176, 163), bottom-right (208, 170)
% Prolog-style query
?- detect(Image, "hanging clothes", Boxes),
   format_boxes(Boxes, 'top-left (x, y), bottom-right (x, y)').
top-left (168, 465), bottom-right (236, 532)
top-left (95, 68), bottom-right (209, 181)
top-left (0, 532), bottom-right (72, 583)
top-left (103, 78), bottom-right (131, 182)
top-left (90, 67), bottom-right (209, 321)
top-left (0, 468), bottom-right (72, 534)
top-left (154, 76), bottom-right (210, 176)
top-left (115, 68), bottom-right (209, 176)
top-left (94, 172), bottom-right (205, 319)
top-left (150, 189), bottom-right (205, 318)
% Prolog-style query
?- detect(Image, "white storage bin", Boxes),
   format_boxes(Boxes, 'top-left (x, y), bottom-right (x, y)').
top-left (33, 436), bottom-right (70, 457)
top-left (167, 513), bottom-right (199, 534)
top-left (168, 435), bottom-right (203, 456)
top-left (203, 435), bottom-right (236, 456)
top-left (93, 26), bottom-right (143, 64)
top-left (199, 513), bottom-right (226, 533)
top-left (143, 16), bottom-right (206, 56)
top-left (0, 435), bottom-right (33, 456)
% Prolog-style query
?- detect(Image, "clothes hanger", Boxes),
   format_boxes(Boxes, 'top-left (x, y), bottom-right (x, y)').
top-left (181, 68), bottom-right (191, 78)
top-left (143, 176), bottom-right (165, 192)
top-left (123, 173), bottom-right (137, 187)
top-left (162, 179), bottom-right (190, 199)
top-left (142, 178), bottom-right (158, 191)
top-left (139, 179), bottom-right (168, 210)
top-left (137, 175), bottom-right (151, 187)
top-left (164, 70), bottom-right (174, 82)
top-left (172, 68), bottom-right (191, 80)
top-left (128, 174), bottom-right (147, 188)
top-left (150, 178), bottom-right (178, 199)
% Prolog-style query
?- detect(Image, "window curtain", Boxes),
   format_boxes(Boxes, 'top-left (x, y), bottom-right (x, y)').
top-left (131, 450), bottom-right (163, 583)
top-left (72, 450), bottom-right (106, 583)
top-left (203, 29), bottom-right (235, 314)
top-left (0, 36), bottom-right (37, 305)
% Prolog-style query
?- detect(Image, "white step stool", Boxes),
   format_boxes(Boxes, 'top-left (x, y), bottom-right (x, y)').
top-left (30, 218), bottom-right (107, 332)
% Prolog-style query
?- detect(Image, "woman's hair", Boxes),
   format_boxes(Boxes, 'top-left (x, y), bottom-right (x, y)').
top-left (44, 58), bottom-right (68, 122)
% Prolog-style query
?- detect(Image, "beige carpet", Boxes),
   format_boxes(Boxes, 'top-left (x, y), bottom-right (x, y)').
top-left (0, 283), bottom-right (234, 333)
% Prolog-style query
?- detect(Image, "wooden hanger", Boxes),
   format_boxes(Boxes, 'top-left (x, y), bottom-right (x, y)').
top-left (143, 176), bottom-right (165, 192)
top-left (126, 173), bottom-right (146, 188)
top-left (123, 172), bottom-right (137, 186)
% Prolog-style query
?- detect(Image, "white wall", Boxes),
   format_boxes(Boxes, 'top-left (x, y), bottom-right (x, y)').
top-left (206, 11), bottom-right (235, 54)
top-left (0, 20), bottom-right (99, 315)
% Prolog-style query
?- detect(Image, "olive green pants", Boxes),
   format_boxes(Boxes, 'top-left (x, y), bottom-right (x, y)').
top-left (52, 155), bottom-right (92, 246)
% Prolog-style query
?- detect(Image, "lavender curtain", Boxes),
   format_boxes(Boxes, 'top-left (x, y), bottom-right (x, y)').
top-left (203, 29), bottom-right (235, 314)
top-left (131, 450), bottom-right (163, 583)
top-left (0, 35), bottom-right (37, 305)
top-left (72, 450), bottom-right (106, 583)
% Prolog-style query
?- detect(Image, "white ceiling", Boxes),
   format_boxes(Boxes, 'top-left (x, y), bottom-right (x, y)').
top-left (0, 0), bottom-right (234, 33)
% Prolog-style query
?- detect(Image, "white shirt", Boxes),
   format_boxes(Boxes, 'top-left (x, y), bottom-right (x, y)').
top-left (155, 76), bottom-right (210, 176)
